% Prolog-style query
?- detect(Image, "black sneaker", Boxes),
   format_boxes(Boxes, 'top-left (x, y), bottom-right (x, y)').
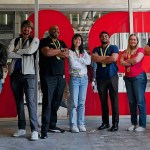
top-left (98, 123), bottom-right (110, 130)
top-left (48, 127), bottom-right (65, 133)
top-left (40, 132), bottom-right (48, 139)
top-left (108, 124), bottom-right (118, 132)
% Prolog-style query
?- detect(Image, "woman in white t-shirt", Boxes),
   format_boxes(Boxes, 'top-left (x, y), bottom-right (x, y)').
top-left (69, 34), bottom-right (91, 133)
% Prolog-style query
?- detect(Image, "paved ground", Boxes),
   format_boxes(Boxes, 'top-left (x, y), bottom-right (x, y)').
top-left (0, 117), bottom-right (150, 150)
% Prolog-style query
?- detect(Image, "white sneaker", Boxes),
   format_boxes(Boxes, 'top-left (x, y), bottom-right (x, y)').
top-left (79, 125), bottom-right (86, 132)
top-left (71, 126), bottom-right (79, 133)
top-left (126, 125), bottom-right (137, 131)
top-left (31, 131), bottom-right (38, 141)
top-left (135, 126), bottom-right (145, 132)
top-left (13, 129), bottom-right (26, 137)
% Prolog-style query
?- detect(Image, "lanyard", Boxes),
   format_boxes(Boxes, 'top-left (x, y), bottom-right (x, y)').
top-left (127, 49), bottom-right (137, 59)
top-left (100, 44), bottom-right (110, 56)
top-left (50, 36), bottom-right (61, 49)
top-left (127, 50), bottom-right (131, 59)
top-left (126, 50), bottom-right (131, 73)
top-left (126, 49), bottom-right (137, 73)
top-left (99, 44), bottom-right (110, 68)
top-left (50, 37), bottom-right (61, 60)
top-left (74, 50), bottom-right (80, 57)
top-left (53, 40), bottom-right (60, 49)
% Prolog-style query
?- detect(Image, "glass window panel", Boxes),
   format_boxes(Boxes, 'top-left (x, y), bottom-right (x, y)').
top-left (111, 32), bottom-right (150, 51)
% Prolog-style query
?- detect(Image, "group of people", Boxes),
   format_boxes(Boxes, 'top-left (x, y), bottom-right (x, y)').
top-left (2, 19), bottom-right (149, 141)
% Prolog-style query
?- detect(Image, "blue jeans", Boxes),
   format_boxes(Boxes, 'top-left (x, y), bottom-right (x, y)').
top-left (124, 72), bottom-right (147, 128)
top-left (10, 72), bottom-right (38, 132)
top-left (69, 76), bottom-right (88, 126)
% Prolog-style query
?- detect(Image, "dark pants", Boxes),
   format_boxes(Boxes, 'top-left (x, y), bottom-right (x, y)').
top-left (10, 72), bottom-right (38, 132)
top-left (97, 74), bottom-right (119, 125)
top-left (40, 74), bottom-right (66, 134)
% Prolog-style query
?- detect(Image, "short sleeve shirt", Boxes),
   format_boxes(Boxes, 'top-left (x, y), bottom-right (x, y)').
top-left (39, 36), bottom-right (67, 75)
top-left (124, 47), bottom-right (144, 77)
top-left (92, 44), bottom-right (119, 80)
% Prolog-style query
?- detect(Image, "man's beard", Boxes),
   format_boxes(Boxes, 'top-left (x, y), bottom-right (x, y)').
top-left (23, 31), bottom-right (30, 36)
top-left (101, 41), bottom-right (109, 44)
top-left (50, 33), bottom-right (57, 39)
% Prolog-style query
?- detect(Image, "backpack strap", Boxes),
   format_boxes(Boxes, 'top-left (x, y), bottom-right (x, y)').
top-left (14, 35), bottom-right (33, 47)
top-left (14, 36), bottom-right (37, 69)
top-left (14, 37), bottom-right (20, 48)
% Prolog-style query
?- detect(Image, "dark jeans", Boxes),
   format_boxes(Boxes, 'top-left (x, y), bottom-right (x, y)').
top-left (97, 74), bottom-right (119, 125)
top-left (40, 74), bottom-right (66, 134)
top-left (124, 72), bottom-right (147, 128)
top-left (10, 72), bottom-right (38, 132)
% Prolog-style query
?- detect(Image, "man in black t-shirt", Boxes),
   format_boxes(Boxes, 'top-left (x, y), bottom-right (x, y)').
top-left (39, 25), bottom-right (68, 139)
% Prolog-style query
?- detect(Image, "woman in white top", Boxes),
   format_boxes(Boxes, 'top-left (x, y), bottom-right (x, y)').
top-left (69, 33), bottom-right (91, 133)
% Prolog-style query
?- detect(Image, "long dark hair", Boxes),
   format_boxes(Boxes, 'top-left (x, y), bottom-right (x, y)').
top-left (70, 34), bottom-right (84, 54)
top-left (147, 38), bottom-right (150, 46)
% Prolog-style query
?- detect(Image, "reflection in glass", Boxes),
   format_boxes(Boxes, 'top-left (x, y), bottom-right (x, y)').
top-left (111, 32), bottom-right (150, 51)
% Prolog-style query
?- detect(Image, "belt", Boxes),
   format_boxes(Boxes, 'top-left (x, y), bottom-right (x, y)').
top-left (71, 74), bottom-right (87, 78)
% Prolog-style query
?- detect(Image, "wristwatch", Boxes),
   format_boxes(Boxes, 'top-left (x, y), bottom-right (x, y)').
top-left (61, 48), bottom-right (65, 52)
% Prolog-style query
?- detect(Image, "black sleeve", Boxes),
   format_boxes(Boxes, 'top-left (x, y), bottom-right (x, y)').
top-left (0, 44), bottom-right (7, 67)
top-left (60, 40), bottom-right (67, 49)
top-left (39, 38), bottom-right (49, 51)
top-left (92, 47), bottom-right (98, 54)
